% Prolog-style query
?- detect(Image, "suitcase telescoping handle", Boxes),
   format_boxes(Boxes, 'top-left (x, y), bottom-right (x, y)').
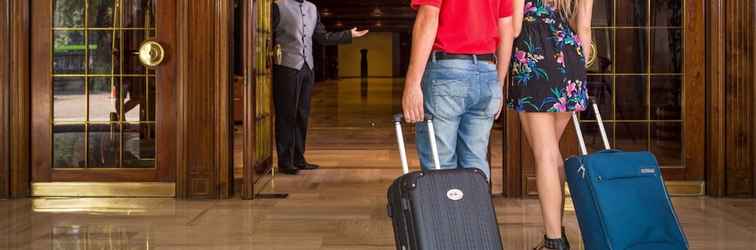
top-left (572, 98), bottom-right (611, 156)
top-left (393, 114), bottom-right (442, 174)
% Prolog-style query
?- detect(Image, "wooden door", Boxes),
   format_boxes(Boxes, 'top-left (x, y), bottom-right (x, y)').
top-left (504, 0), bottom-right (706, 197)
top-left (30, 0), bottom-right (177, 197)
top-left (241, 0), bottom-right (275, 199)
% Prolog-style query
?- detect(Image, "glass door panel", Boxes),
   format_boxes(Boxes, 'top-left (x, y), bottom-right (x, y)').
top-left (581, 0), bottom-right (684, 168)
top-left (51, 0), bottom-right (156, 169)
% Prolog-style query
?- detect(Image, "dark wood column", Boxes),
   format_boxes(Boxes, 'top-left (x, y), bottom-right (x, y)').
top-left (707, 0), bottom-right (756, 197)
top-left (4, 0), bottom-right (30, 199)
top-left (502, 112), bottom-right (521, 197)
top-left (707, 0), bottom-right (727, 197)
top-left (175, 0), bottom-right (234, 199)
top-left (1, 0), bottom-right (8, 198)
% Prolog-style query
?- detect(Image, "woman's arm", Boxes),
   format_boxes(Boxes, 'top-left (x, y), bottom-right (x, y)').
top-left (402, 5), bottom-right (440, 123)
top-left (574, 0), bottom-right (594, 63)
top-left (512, 0), bottom-right (525, 37)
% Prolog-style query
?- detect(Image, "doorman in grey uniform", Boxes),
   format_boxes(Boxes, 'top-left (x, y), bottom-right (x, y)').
top-left (272, 0), bottom-right (368, 175)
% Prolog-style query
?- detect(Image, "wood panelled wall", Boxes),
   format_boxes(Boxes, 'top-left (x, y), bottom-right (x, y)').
top-left (176, 0), bottom-right (234, 199)
top-left (709, 0), bottom-right (756, 197)
top-left (724, 0), bottom-right (755, 196)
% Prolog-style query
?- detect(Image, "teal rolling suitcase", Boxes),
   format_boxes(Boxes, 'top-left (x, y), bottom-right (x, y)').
top-left (565, 100), bottom-right (688, 250)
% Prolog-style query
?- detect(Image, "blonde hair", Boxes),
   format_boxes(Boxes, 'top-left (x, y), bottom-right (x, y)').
top-left (551, 0), bottom-right (577, 19)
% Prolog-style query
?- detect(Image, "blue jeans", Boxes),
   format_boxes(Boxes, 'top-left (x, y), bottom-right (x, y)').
top-left (415, 55), bottom-right (502, 180)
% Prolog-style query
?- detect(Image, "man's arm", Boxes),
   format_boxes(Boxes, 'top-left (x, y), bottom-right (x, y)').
top-left (511, 0), bottom-right (524, 37)
top-left (497, 17), bottom-right (514, 83)
top-left (402, 5), bottom-right (439, 123)
top-left (312, 14), bottom-right (353, 45)
top-left (495, 17), bottom-right (514, 119)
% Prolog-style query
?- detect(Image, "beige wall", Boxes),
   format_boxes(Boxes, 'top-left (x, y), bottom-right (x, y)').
top-left (338, 32), bottom-right (393, 78)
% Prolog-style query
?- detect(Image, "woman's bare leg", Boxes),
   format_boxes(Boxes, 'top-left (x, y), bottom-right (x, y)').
top-left (519, 112), bottom-right (567, 239)
top-left (552, 112), bottom-right (572, 227)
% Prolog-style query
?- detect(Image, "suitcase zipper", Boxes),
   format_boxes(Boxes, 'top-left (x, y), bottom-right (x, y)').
top-left (581, 160), bottom-right (615, 250)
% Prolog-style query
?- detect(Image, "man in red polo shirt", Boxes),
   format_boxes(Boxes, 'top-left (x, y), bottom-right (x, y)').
top-left (403, 0), bottom-right (513, 179)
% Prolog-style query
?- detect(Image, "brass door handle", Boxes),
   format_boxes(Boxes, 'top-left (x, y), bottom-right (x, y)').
top-left (271, 44), bottom-right (282, 65)
top-left (137, 40), bottom-right (166, 67)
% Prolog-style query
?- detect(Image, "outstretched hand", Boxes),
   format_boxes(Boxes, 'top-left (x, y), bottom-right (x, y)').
top-left (351, 27), bottom-right (369, 38)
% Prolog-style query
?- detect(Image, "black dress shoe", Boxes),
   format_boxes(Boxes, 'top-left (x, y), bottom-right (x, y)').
top-left (295, 162), bottom-right (320, 170)
top-left (277, 166), bottom-right (300, 175)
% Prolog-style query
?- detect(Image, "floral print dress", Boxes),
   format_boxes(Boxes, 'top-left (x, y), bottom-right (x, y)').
top-left (508, 0), bottom-right (588, 112)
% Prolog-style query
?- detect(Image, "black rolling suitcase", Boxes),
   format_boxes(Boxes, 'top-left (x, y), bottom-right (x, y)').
top-left (387, 114), bottom-right (503, 250)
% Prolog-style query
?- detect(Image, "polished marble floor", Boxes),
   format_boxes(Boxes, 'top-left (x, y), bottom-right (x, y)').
top-left (3, 79), bottom-right (755, 249)
top-left (3, 169), bottom-right (756, 249)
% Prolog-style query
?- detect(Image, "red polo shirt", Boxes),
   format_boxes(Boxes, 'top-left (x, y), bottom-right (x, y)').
top-left (411, 0), bottom-right (513, 54)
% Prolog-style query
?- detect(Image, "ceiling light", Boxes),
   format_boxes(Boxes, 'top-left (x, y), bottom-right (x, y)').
top-left (321, 8), bottom-right (332, 17)
top-left (371, 7), bottom-right (383, 17)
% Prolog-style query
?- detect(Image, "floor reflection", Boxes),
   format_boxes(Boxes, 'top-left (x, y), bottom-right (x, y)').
top-left (309, 78), bottom-right (403, 129)
top-left (52, 225), bottom-right (150, 250)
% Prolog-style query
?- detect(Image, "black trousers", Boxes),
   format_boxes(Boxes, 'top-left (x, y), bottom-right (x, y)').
top-left (273, 64), bottom-right (314, 167)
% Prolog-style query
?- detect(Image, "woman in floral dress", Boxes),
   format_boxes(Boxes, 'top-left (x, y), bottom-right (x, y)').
top-left (508, 0), bottom-right (593, 249)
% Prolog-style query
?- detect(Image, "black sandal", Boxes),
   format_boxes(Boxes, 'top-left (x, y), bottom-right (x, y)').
top-left (534, 227), bottom-right (570, 250)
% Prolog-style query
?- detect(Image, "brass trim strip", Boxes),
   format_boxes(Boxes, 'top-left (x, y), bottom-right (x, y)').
top-left (52, 27), bottom-right (157, 31)
top-left (52, 121), bottom-right (157, 125)
top-left (576, 120), bottom-right (683, 123)
top-left (589, 26), bottom-right (682, 29)
top-left (585, 73), bottom-right (684, 76)
top-left (32, 197), bottom-right (176, 214)
top-left (32, 182), bottom-right (175, 197)
top-left (665, 181), bottom-right (706, 196)
top-left (84, 0), bottom-right (90, 169)
top-left (53, 74), bottom-right (156, 77)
